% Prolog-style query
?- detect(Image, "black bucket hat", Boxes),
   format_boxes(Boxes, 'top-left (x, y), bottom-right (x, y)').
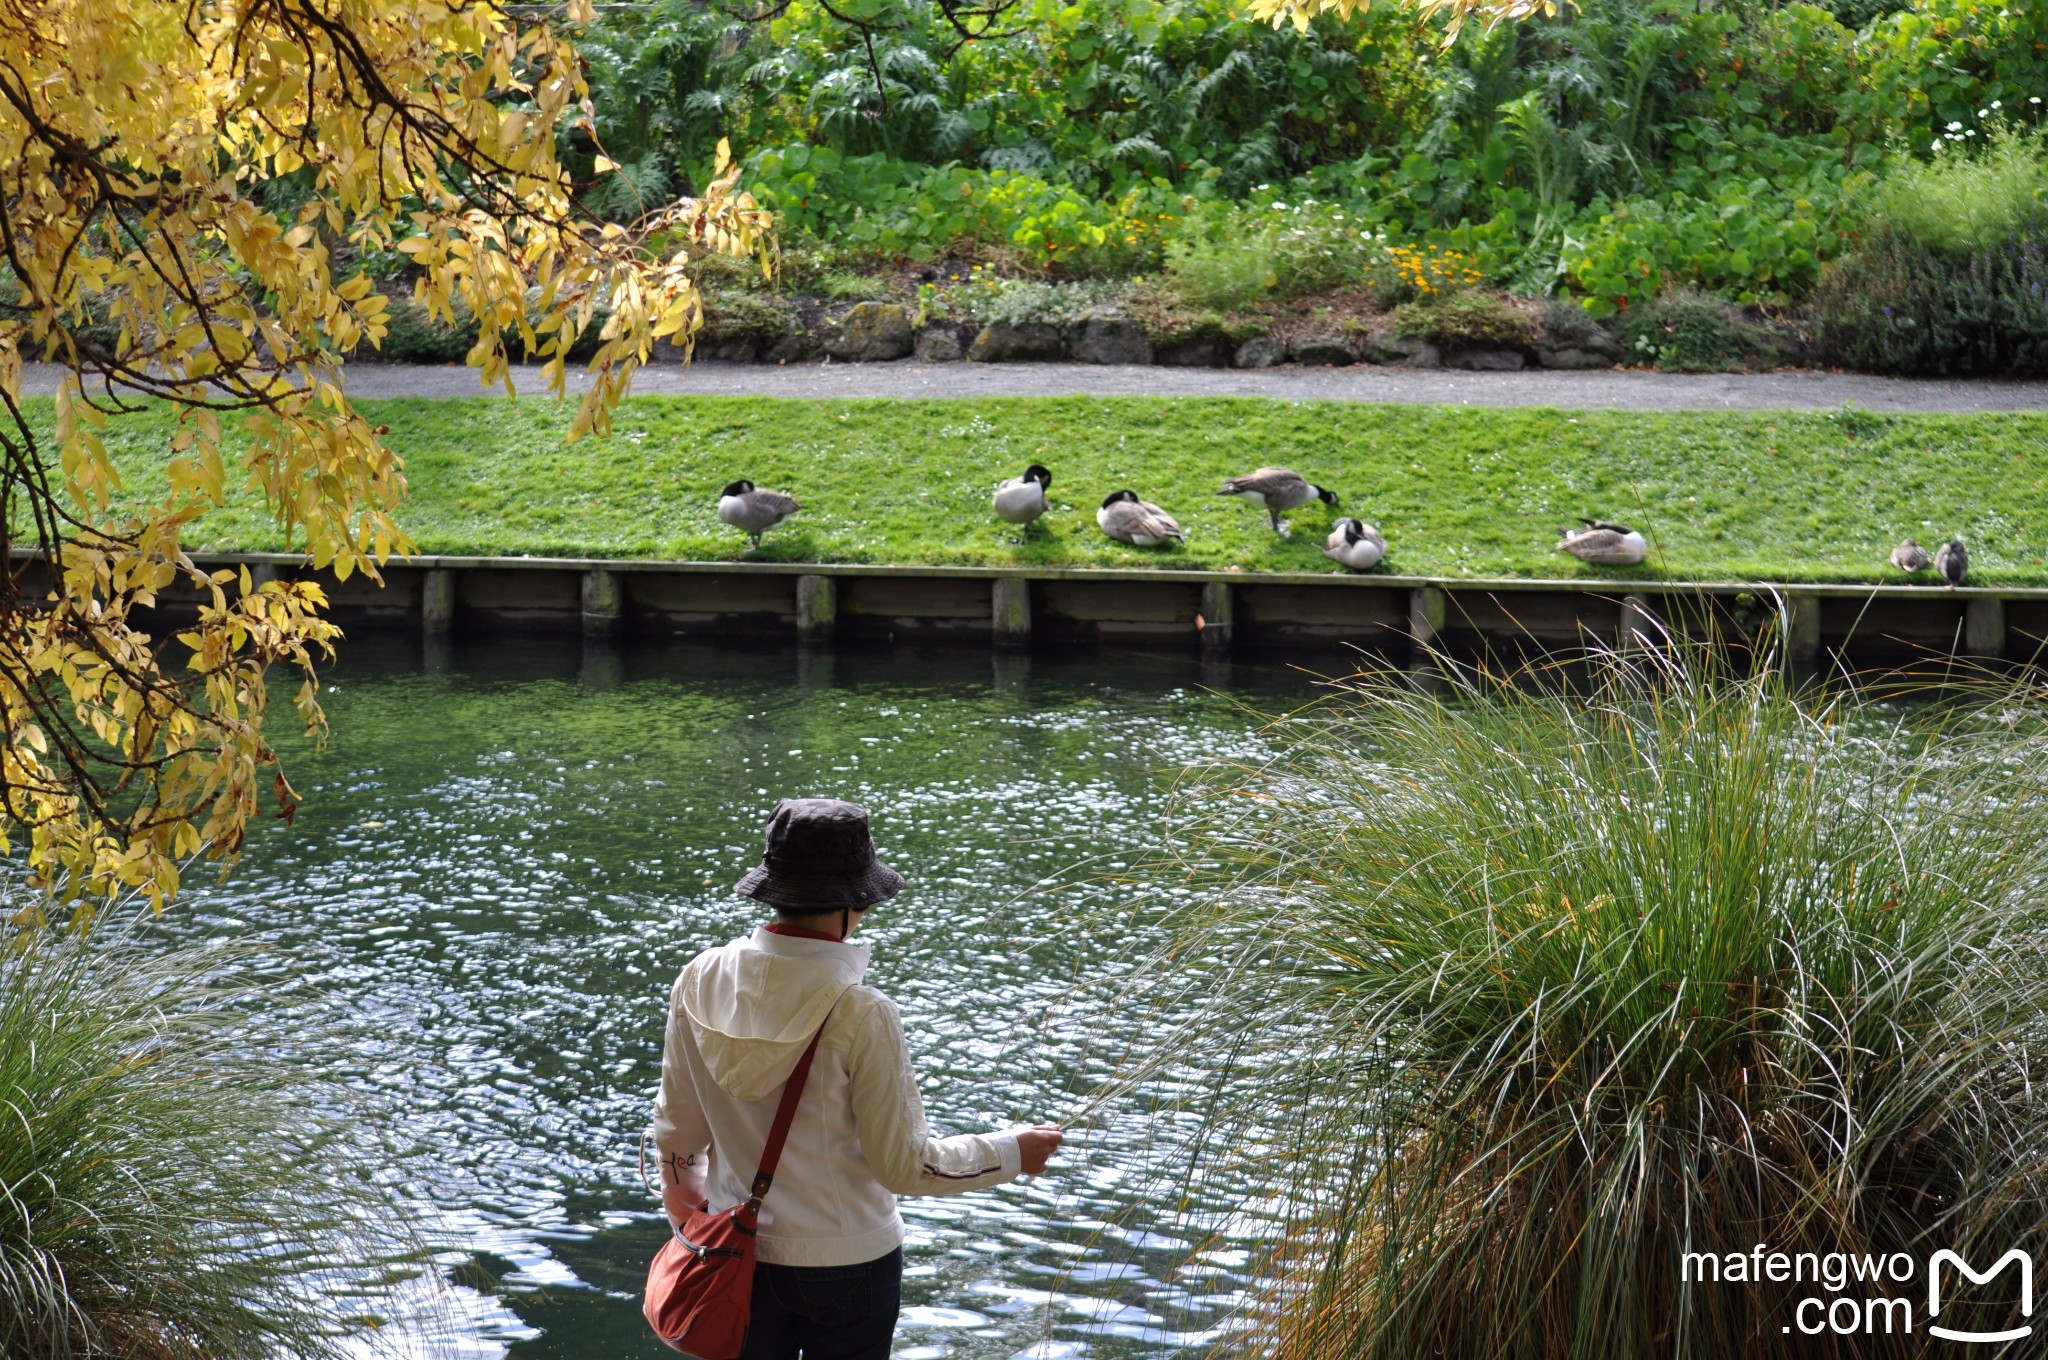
top-left (734, 798), bottom-right (904, 912)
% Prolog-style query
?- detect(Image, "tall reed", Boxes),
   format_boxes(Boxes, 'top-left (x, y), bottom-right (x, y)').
top-left (1137, 650), bottom-right (2048, 1358)
top-left (1, 932), bottom-right (406, 1359)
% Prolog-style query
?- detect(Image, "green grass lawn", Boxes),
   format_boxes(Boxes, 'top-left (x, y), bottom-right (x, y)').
top-left (33, 394), bottom-right (2048, 584)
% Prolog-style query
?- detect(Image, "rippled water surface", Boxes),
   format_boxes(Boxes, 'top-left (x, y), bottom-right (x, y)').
top-left (168, 640), bottom-right (1312, 1360)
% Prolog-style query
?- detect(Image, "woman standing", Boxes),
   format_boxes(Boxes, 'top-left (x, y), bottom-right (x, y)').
top-left (652, 797), bottom-right (1063, 1360)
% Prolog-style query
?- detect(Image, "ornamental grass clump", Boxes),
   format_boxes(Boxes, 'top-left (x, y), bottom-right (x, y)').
top-left (1143, 650), bottom-right (2048, 1359)
top-left (1, 934), bottom-right (406, 1360)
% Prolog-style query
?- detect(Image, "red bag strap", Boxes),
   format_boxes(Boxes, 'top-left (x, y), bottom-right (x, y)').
top-left (744, 1006), bottom-right (832, 1210)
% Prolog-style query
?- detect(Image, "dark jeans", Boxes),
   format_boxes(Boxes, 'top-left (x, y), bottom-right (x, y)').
top-left (739, 1247), bottom-right (903, 1360)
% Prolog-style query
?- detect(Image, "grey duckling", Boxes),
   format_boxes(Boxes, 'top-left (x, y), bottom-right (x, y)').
top-left (1323, 517), bottom-right (1386, 572)
top-left (1097, 490), bottom-right (1185, 547)
top-left (1216, 466), bottom-right (1339, 535)
top-left (992, 464), bottom-right (1052, 533)
top-left (1888, 538), bottom-right (1932, 573)
top-left (1936, 537), bottom-right (1968, 588)
top-left (1556, 518), bottom-right (1649, 566)
top-left (717, 479), bottom-right (800, 549)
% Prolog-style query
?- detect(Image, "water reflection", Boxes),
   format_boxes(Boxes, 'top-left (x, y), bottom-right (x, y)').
top-left (159, 639), bottom-right (1306, 1360)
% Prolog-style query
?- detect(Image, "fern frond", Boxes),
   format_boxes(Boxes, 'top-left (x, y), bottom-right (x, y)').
top-left (1108, 135), bottom-right (1171, 166)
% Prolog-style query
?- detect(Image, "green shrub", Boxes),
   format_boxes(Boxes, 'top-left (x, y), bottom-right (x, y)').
top-left (817, 269), bottom-right (890, 302)
top-left (698, 287), bottom-right (797, 345)
top-left (1119, 278), bottom-right (1268, 346)
top-left (556, 0), bottom-right (2048, 329)
top-left (1561, 168), bottom-right (1851, 316)
top-left (687, 249), bottom-right (780, 293)
top-left (1616, 289), bottom-right (1784, 371)
top-left (1828, 0), bottom-right (1908, 26)
top-left (1134, 652), bottom-right (2048, 1359)
top-left (1388, 290), bottom-right (1534, 350)
top-left (1258, 199), bottom-right (1389, 297)
top-left (1851, 1), bottom-right (2048, 149)
top-left (1808, 125), bottom-right (2048, 376)
top-left (1, 935), bottom-right (406, 1359)
top-left (946, 268), bottom-right (1119, 326)
top-left (1811, 225), bottom-right (2048, 376)
top-left (1535, 294), bottom-right (1607, 348)
top-left (744, 146), bottom-right (1175, 270)
top-left (1870, 123), bottom-right (2048, 256)
top-left (1688, 4), bottom-right (1858, 139)
top-left (1163, 207), bottom-right (1277, 311)
top-left (377, 293), bottom-right (478, 364)
top-left (577, 0), bottom-right (1435, 215)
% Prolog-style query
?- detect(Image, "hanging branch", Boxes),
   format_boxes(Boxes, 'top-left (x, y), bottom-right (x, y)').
top-left (0, 0), bottom-right (772, 927)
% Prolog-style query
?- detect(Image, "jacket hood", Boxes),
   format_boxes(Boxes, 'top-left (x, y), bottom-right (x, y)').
top-left (677, 927), bottom-right (869, 1102)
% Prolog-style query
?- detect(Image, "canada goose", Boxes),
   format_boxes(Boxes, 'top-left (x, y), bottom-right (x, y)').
top-left (1098, 490), bottom-right (1185, 547)
top-left (1323, 517), bottom-right (1386, 572)
top-left (1216, 466), bottom-right (1339, 534)
top-left (1936, 538), bottom-right (1968, 588)
top-left (992, 464), bottom-right (1052, 533)
top-left (1889, 538), bottom-right (1931, 573)
top-left (717, 479), bottom-right (800, 548)
top-left (1556, 518), bottom-right (1649, 566)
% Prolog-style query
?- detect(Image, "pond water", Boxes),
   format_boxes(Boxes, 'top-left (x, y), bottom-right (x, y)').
top-left (163, 639), bottom-right (1318, 1360)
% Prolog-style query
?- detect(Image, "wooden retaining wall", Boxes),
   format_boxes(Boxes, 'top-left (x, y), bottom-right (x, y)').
top-left (28, 551), bottom-right (2048, 667)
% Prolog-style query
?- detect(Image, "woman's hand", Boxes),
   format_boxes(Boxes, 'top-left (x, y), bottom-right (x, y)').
top-left (1015, 1125), bottom-right (1064, 1176)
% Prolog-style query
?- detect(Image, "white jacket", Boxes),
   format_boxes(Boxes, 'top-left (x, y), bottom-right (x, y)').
top-left (652, 927), bottom-right (1023, 1267)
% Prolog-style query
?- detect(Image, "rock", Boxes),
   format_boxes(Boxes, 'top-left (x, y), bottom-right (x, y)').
top-left (1537, 346), bottom-right (1610, 370)
top-left (1446, 348), bottom-right (1527, 372)
top-left (914, 323), bottom-right (968, 363)
top-left (1156, 339), bottom-right (1232, 367)
top-left (914, 331), bottom-right (963, 363)
top-left (1401, 343), bottom-right (1442, 369)
top-left (1366, 332), bottom-right (1431, 365)
top-left (763, 332), bottom-right (818, 365)
top-left (1068, 311), bottom-right (1153, 366)
top-left (1290, 333), bottom-right (1357, 367)
top-left (969, 321), bottom-right (1064, 362)
top-left (1233, 336), bottom-right (1285, 369)
top-left (821, 302), bottom-right (913, 362)
top-left (694, 338), bottom-right (760, 364)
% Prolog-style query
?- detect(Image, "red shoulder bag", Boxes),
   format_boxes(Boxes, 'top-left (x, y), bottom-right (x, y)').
top-left (643, 1022), bottom-right (827, 1359)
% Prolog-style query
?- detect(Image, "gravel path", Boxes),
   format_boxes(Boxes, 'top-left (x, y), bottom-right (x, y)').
top-left (20, 359), bottom-right (2048, 412)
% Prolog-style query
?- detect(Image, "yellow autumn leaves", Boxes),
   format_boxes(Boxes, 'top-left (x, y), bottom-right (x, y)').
top-left (0, 0), bottom-right (769, 925)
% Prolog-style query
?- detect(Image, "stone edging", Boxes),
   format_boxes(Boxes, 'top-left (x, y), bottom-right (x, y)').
top-left (683, 299), bottom-right (1618, 373)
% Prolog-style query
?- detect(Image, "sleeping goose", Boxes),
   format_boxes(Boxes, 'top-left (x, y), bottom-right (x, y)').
top-left (1556, 518), bottom-right (1649, 566)
top-left (1323, 517), bottom-right (1385, 572)
top-left (1217, 466), bottom-right (1339, 535)
top-left (717, 479), bottom-right (800, 549)
top-left (1888, 538), bottom-right (1932, 573)
top-left (992, 464), bottom-right (1052, 534)
top-left (1097, 490), bottom-right (1185, 548)
top-left (1936, 537), bottom-right (1968, 588)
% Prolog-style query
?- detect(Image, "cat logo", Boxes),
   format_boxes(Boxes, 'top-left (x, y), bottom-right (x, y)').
top-left (1927, 1249), bottom-right (2033, 1344)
